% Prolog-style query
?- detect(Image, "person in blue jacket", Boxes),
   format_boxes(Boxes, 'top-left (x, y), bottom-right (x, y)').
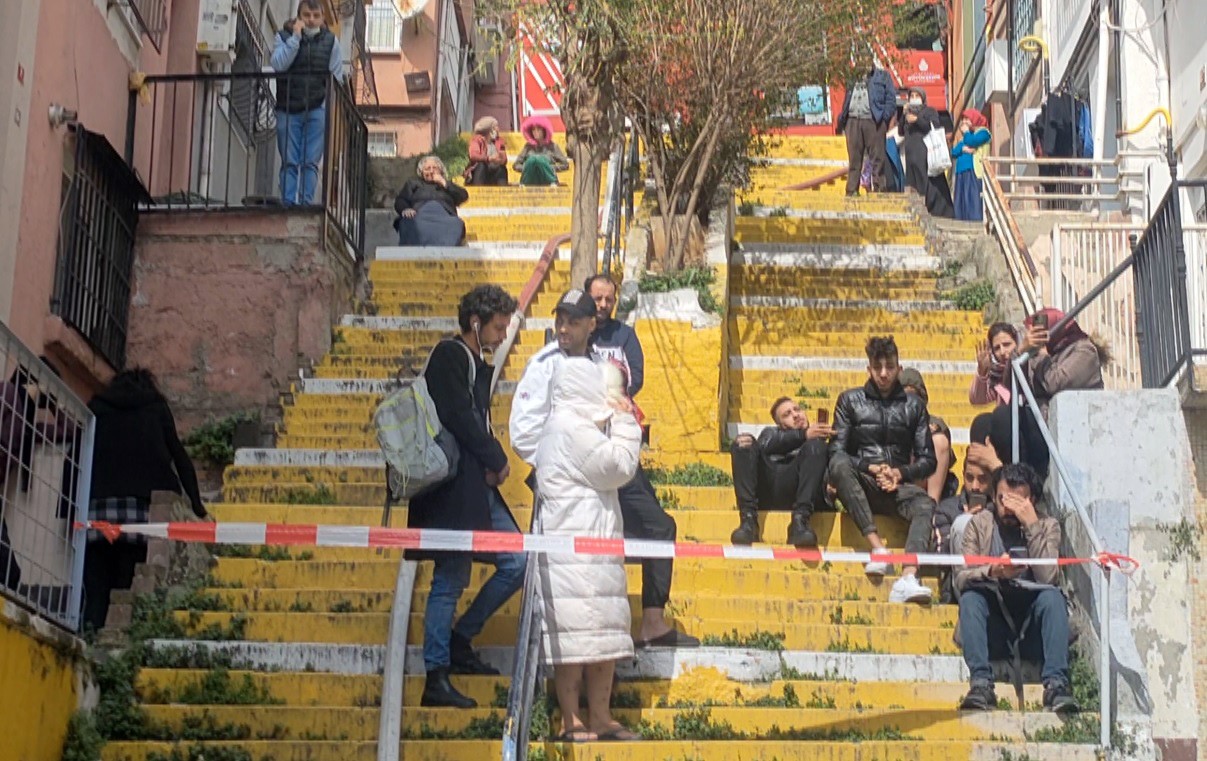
top-left (836, 66), bottom-right (899, 196)
top-left (951, 108), bottom-right (992, 222)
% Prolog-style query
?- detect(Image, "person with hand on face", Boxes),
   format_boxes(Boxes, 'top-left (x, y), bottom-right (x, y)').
top-left (951, 109), bottom-right (992, 221)
top-left (827, 336), bottom-right (938, 604)
top-left (271, 0), bottom-right (344, 206)
top-left (511, 288), bottom-right (700, 649)
top-left (729, 398), bottom-right (832, 547)
top-left (394, 155), bottom-right (470, 246)
top-left (466, 117), bottom-right (509, 186)
top-left (955, 462), bottom-right (1076, 714)
top-left (411, 285), bottom-right (527, 709)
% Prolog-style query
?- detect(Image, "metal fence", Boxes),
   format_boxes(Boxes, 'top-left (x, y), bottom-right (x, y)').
top-left (128, 0), bottom-right (168, 51)
top-left (0, 322), bottom-right (95, 632)
top-left (53, 126), bottom-right (149, 371)
top-left (126, 71), bottom-right (368, 259)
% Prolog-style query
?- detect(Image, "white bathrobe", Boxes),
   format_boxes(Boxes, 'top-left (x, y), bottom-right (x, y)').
top-left (534, 358), bottom-right (642, 665)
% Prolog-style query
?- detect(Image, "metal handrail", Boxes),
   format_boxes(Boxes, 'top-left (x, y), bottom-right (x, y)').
top-left (1006, 359), bottom-right (1112, 748)
top-left (982, 164), bottom-right (1041, 314)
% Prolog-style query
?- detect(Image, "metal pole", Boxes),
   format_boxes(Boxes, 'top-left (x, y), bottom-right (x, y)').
top-left (1099, 566), bottom-right (1112, 749)
top-left (376, 559), bottom-right (417, 761)
top-left (65, 415), bottom-right (96, 632)
top-left (1010, 371), bottom-right (1021, 464)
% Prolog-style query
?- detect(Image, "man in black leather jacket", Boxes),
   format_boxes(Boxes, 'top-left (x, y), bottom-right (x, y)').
top-left (729, 397), bottom-right (832, 547)
top-left (828, 336), bottom-right (937, 604)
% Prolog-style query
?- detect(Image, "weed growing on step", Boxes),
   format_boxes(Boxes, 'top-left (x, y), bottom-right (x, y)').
top-left (944, 279), bottom-right (997, 312)
top-left (701, 629), bottom-right (786, 651)
top-left (171, 667), bottom-right (282, 706)
top-left (431, 134), bottom-right (470, 179)
top-left (824, 637), bottom-right (880, 654)
top-left (997, 752), bottom-right (1037, 761)
top-left (185, 611), bottom-right (249, 642)
top-left (62, 712), bottom-right (104, 761)
top-left (803, 688), bottom-right (837, 709)
top-left (406, 713), bottom-right (507, 740)
top-left (212, 545), bottom-right (294, 561)
top-left (330, 599), bottom-right (357, 613)
top-left (183, 411), bottom-right (259, 467)
top-left (765, 725), bottom-right (908, 741)
top-left (768, 206), bottom-right (789, 217)
top-left (657, 489), bottom-right (683, 511)
top-left (146, 745), bottom-right (255, 761)
top-left (204, 574), bottom-right (244, 589)
top-left (273, 484), bottom-right (338, 505)
top-left (841, 590), bottom-right (862, 601)
top-left (737, 200), bottom-right (756, 215)
top-left (744, 684), bottom-right (801, 708)
top-left (288, 599), bottom-right (315, 613)
top-left (142, 645), bottom-right (252, 671)
top-left (296, 550), bottom-right (315, 561)
top-left (646, 463), bottom-right (733, 487)
top-left (611, 689), bottom-right (644, 708)
top-left (637, 267), bottom-right (722, 314)
top-left (1158, 517), bottom-right (1202, 562)
top-left (636, 707), bottom-right (743, 741)
top-left (827, 605), bottom-right (874, 626)
top-left (795, 385), bottom-right (830, 399)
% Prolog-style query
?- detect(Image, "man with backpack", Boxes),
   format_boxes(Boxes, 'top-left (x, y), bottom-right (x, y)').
top-left (510, 288), bottom-right (700, 649)
top-left (408, 285), bottom-right (525, 708)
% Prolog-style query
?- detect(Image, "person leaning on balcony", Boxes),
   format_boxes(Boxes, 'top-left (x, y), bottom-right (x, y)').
top-left (393, 156), bottom-right (469, 246)
top-left (951, 108), bottom-right (992, 222)
top-left (270, 0), bottom-right (344, 206)
top-left (955, 462), bottom-right (1078, 714)
top-left (83, 369), bottom-right (207, 632)
top-left (465, 117), bottom-right (510, 186)
top-left (513, 115), bottom-right (570, 186)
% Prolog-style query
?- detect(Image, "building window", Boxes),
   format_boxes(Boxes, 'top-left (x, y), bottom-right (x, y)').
top-left (366, 0), bottom-right (402, 53)
top-left (368, 131), bottom-right (398, 157)
top-left (125, 0), bottom-right (168, 51)
top-left (52, 127), bottom-right (149, 370)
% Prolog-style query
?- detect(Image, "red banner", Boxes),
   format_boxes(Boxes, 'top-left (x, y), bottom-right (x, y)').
top-left (900, 51), bottom-right (947, 111)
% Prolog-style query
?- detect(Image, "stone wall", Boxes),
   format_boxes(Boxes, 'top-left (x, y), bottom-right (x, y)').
top-left (126, 211), bottom-right (357, 432)
top-left (1048, 389), bottom-right (1202, 758)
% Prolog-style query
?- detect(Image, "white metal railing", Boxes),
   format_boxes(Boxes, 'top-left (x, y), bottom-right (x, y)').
top-left (984, 151), bottom-right (1164, 214)
top-left (1050, 223), bottom-right (1207, 386)
top-left (982, 165), bottom-right (1042, 315)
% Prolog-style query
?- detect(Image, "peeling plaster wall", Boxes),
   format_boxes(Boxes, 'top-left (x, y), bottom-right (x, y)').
top-left (1048, 389), bottom-right (1201, 753)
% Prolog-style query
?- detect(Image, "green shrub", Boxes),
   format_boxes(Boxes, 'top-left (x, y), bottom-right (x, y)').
top-left (431, 134), bottom-right (470, 180)
top-left (645, 462), bottom-right (733, 487)
top-left (637, 267), bottom-right (722, 314)
top-left (183, 412), bottom-right (258, 467)
top-left (946, 280), bottom-right (996, 312)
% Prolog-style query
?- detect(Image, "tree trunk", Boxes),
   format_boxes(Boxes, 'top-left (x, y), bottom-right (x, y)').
top-left (568, 136), bottom-right (602, 287)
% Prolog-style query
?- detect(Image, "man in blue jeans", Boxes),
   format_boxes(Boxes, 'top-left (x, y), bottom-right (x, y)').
top-left (407, 285), bottom-right (526, 708)
top-left (270, 0), bottom-right (344, 206)
top-left (954, 462), bottom-right (1077, 713)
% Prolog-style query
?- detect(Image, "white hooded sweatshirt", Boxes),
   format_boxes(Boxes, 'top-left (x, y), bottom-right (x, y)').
top-left (534, 358), bottom-right (642, 665)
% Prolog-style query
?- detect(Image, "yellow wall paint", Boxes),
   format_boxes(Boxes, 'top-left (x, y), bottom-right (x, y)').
top-left (635, 319), bottom-right (724, 454)
top-left (0, 610), bottom-right (83, 761)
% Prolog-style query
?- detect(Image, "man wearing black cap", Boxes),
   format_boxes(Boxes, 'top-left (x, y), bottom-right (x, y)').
top-left (510, 289), bottom-right (700, 648)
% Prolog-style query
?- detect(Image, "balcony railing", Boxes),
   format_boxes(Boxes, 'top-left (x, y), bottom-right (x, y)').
top-left (126, 72), bottom-right (369, 259)
top-left (127, 0), bottom-right (168, 51)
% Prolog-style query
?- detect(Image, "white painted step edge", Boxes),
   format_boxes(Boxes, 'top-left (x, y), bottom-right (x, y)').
top-left (374, 243), bottom-right (565, 261)
top-left (730, 355), bottom-right (980, 375)
top-left (288, 379), bottom-right (518, 397)
top-left (729, 295), bottom-right (952, 312)
top-left (734, 246), bottom-right (938, 270)
top-left (340, 316), bottom-right (555, 331)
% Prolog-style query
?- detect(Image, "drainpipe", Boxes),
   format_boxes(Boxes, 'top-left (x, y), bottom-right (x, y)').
top-left (1093, 1), bottom-right (1109, 162)
top-left (431, 0), bottom-right (443, 149)
top-left (1112, 0), bottom-right (1123, 136)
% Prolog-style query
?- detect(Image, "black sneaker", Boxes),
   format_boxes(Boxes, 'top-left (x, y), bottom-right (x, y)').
top-left (1043, 681), bottom-right (1080, 713)
top-left (421, 667), bottom-right (477, 708)
top-left (786, 513), bottom-right (817, 547)
top-left (450, 632), bottom-right (500, 675)
top-left (730, 511), bottom-right (760, 545)
top-left (959, 682), bottom-right (997, 711)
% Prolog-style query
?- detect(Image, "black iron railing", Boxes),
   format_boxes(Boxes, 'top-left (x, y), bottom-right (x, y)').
top-left (125, 71), bottom-right (368, 259)
top-left (53, 126), bottom-right (149, 370)
top-left (128, 0), bottom-right (168, 52)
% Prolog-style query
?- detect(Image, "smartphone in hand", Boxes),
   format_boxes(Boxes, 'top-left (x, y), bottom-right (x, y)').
top-left (816, 408), bottom-right (829, 425)
top-left (1032, 312), bottom-right (1049, 330)
top-left (967, 492), bottom-right (988, 511)
top-left (1007, 546), bottom-right (1029, 560)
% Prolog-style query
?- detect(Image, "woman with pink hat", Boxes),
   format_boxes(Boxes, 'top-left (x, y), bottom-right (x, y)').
top-left (513, 115), bottom-right (570, 186)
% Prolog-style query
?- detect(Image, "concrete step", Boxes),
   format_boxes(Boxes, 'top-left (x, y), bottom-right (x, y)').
top-left (733, 246), bottom-right (938, 271)
top-left (733, 217), bottom-right (926, 246)
top-left (727, 302), bottom-right (982, 325)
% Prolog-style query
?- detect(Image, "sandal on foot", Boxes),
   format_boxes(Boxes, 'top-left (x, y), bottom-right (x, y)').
top-left (636, 629), bottom-right (701, 649)
top-left (596, 728), bottom-right (643, 742)
top-left (552, 731), bottom-right (596, 743)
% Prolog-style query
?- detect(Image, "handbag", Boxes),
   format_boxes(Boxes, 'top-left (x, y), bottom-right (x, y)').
top-left (924, 126), bottom-right (953, 177)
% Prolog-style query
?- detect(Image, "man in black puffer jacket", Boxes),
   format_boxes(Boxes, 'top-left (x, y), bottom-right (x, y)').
top-left (828, 336), bottom-right (937, 605)
top-left (270, 0), bottom-right (344, 205)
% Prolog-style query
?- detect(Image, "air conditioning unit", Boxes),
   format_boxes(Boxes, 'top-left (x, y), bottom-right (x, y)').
top-left (984, 38), bottom-right (1009, 106)
top-left (197, 0), bottom-right (238, 63)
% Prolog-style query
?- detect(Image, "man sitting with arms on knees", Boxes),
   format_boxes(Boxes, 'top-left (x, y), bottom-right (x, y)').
top-left (729, 398), bottom-right (831, 547)
top-left (933, 458), bottom-right (994, 603)
top-left (828, 336), bottom-right (937, 604)
top-left (955, 462), bottom-right (1077, 713)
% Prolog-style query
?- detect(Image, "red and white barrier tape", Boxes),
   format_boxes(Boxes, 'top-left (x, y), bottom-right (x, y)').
top-left (81, 521), bottom-right (1139, 573)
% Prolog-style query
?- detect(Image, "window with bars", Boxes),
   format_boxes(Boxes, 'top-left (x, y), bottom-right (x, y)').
top-left (125, 0), bottom-right (168, 51)
top-left (52, 127), bottom-right (149, 370)
top-left (1011, 0), bottom-right (1039, 91)
top-left (368, 131), bottom-right (398, 157)
top-left (366, 0), bottom-right (403, 53)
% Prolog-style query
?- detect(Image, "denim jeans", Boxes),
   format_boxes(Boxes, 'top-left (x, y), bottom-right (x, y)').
top-left (422, 490), bottom-right (527, 670)
top-left (275, 106), bottom-right (325, 206)
top-left (959, 585), bottom-right (1070, 686)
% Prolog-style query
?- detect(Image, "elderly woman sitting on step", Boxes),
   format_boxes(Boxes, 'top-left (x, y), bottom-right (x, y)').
top-left (393, 155), bottom-right (469, 247)
top-left (465, 116), bottom-right (510, 186)
top-left (535, 358), bottom-right (644, 742)
top-left (513, 116), bottom-right (570, 186)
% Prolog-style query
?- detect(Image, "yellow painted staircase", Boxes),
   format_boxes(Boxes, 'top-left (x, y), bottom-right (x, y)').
top-left (98, 134), bottom-right (1098, 761)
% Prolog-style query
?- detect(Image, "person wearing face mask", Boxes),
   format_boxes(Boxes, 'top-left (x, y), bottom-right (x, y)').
top-left (271, 0), bottom-right (344, 206)
top-left (466, 117), bottom-right (510, 186)
top-left (393, 155), bottom-right (469, 246)
top-left (409, 285), bottom-right (527, 709)
top-left (898, 87), bottom-right (954, 219)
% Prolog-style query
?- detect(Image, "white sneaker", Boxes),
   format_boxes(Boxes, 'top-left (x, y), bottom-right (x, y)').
top-left (889, 573), bottom-right (933, 604)
top-left (864, 548), bottom-right (893, 577)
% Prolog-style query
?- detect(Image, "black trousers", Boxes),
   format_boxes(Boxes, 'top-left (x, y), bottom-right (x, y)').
top-left (730, 438), bottom-right (828, 515)
top-left (469, 163), bottom-right (509, 186)
top-left (616, 467), bottom-right (675, 610)
top-left (0, 518), bottom-right (21, 592)
top-left (83, 539), bottom-right (146, 632)
top-left (844, 117), bottom-right (888, 194)
top-left (974, 407), bottom-right (1050, 480)
top-left (902, 135), bottom-right (955, 219)
top-left (826, 452), bottom-right (935, 553)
